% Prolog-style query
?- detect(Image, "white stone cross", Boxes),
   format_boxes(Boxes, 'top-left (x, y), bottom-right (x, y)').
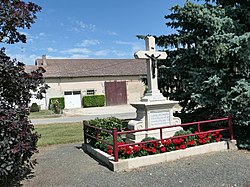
top-left (134, 36), bottom-right (167, 102)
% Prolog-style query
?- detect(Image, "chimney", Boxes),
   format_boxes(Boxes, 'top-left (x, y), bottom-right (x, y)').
top-left (41, 55), bottom-right (47, 66)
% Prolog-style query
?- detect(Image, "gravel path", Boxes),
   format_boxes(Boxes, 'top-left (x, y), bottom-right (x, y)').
top-left (22, 143), bottom-right (250, 187)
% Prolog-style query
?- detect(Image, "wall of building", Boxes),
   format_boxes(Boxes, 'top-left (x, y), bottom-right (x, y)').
top-left (44, 76), bottom-right (145, 109)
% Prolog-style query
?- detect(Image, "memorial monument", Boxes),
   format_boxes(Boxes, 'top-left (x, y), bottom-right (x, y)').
top-left (127, 36), bottom-right (182, 143)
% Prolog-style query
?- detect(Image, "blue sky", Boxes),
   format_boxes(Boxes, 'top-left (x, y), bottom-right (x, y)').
top-left (4, 0), bottom-right (184, 65)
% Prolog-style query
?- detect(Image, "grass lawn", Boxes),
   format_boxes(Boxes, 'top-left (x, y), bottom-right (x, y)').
top-left (29, 110), bottom-right (62, 119)
top-left (34, 122), bottom-right (83, 147)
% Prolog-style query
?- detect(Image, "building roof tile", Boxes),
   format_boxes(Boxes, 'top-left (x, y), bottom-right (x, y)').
top-left (26, 58), bottom-right (147, 78)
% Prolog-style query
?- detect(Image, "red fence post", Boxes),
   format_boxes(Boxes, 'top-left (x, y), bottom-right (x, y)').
top-left (160, 128), bottom-right (163, 140)
top-left (228, 113), bottom-right (234, 140)
top-left (113, 128), bottom-right (119, 162)
top-left (83, 120), bottom-right (87, 144)
top-left (197, 122), bottom-right (201, 133)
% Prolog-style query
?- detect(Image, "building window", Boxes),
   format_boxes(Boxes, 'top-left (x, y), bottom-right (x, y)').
top-left (73, 91), bottom-right (81, 95)
top-left (64, 91), bottom-right (81, 95)
top-left (87, 89), bottom-right (95, 95)
top-left (64, 91), bottom-right (72, 95)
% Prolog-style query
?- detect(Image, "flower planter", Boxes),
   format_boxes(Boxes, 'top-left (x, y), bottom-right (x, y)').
top-left (83, 139), bottom-right (237, 172)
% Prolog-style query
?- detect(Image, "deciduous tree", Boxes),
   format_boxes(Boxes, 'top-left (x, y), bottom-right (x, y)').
top-left (0, 0), bottom-right (46, 185)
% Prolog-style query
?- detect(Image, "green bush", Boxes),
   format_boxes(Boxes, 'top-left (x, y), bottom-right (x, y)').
top-left (30, 103), bottom-right (40, 112)
top-left (98, 135), bottom-right (124, 152)
top-left (174, 129), bottom-right (197, 142)
top-left (49, 97), bottom-right (65, 110)
top-left (141, 137), bottom-right (158, 148)
top-left (82, 95), bottom-right (105, 108)
top-left (87, 117), bottom-right (124, 146)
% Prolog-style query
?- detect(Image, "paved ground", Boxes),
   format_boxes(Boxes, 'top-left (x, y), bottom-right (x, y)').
top-left (22, 142), bottom-right (250, 187)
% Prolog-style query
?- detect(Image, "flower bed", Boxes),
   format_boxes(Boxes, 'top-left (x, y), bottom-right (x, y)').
top-left (83, 115), bottom-right (234, 163)
top-left (105, 130), bottom-right (222, 159)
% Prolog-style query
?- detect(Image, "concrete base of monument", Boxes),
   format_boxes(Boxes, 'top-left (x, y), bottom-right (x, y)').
top-left (127, 100), bottom-right (182, 143)
top-left (83, 140), bottom-right (237, 172)
top-left (126, 127), bottom-right (183, 143)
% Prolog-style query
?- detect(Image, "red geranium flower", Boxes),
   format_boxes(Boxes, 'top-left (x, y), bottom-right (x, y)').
top-left (180, 144), bottom-right (186, 149)
top-left (160, 146), bottom-right (166, 153)
top-left (179, 138), bottom-right (185, 143)
top-left (107, 149), bottom-right (113, 155)
top-left (108, 145), bottom-right (112, 150)
top-left (133, 145), bottom-right (140, 152)
top-left (187, 140), bottom-right (195, 146)
top-left (151, 148), bottom-right (157, 154)
top-left (175, 146), bottom-right (180, 150)
top-left (198, 134), bottom-right (203, 139)
top-left (166, 139), bottom-right (172, 145)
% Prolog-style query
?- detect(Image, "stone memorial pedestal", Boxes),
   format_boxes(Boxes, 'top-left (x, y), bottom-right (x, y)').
top-left (126, 101), bottom-right (182, 143)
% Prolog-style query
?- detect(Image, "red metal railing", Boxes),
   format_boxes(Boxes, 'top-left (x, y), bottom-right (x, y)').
top-left (83, 114), bottom-right (233, 162)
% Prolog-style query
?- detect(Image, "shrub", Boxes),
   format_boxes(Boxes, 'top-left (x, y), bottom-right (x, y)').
top-left (141, 137), bottom-right (158, 148)
top-left (174, 129), bottom-right (196, 142)
top-left (98, 135), bottom-right (124, 152)
top-left (87, 117), bottom-right (124, 146)
top-left (82, 95), bottom-right (105, 108)
top-left (49, 97), bottom-right (65, 110)
top-left (30, 103), bottom-right (40, 112)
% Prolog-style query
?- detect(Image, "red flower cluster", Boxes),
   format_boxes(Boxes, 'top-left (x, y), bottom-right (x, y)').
top-left (196, 131), bottom-right (222, 145)
top-left (106, 131), bottom-right (222, 159)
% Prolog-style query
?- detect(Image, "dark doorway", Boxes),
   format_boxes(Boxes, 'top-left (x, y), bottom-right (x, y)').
top-left (105, 81), bottom-right (127, 106)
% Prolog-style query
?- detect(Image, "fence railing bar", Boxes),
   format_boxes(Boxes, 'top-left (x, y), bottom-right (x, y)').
top-left (84, 123), bottom-right (113, 134)
top-left (86, 134), bottom-right (113, 146)
top-left (117, 117), bottom-right (229, 135)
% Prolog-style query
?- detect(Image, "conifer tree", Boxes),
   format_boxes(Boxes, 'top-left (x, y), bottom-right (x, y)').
top-left (156, 0), bottom-right (250, 129)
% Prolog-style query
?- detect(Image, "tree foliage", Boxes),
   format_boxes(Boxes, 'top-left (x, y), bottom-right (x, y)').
top-left (0, 0), bottom-right (41, 44)
top-left (0, 0), bottom-right (45, 185)
top-left (155, 0), bottom-right (250, 128)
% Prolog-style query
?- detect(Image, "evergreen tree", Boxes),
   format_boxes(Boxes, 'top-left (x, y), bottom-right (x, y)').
top-left (156, 0), bottom-right (250, 129)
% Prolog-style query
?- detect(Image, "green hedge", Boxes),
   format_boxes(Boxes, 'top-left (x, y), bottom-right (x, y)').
top-left (30, 102), bottom-right (40, 112)
top-left (49, 97), bottom-right (65, 109)
top-left (82, 95), bottom-right (105, 107)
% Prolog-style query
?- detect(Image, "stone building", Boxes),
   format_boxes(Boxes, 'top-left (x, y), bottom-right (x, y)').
top-left (26, 55), bottom-right (147, 109)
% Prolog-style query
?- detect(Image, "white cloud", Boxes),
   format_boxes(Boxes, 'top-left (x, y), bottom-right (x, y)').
top-left (47, 47), bottom-right (57, 52)
top-left (7, 53), bottom-right (39, 65)
top-left (71, 20), bottom-right (96, 32)
top-left (114, 41), bottom-right (145, 51)
top-left (61, 48), bottom-right (91, 54)
top-left (114, 40), bottom-right (144, 52)
top-left (78, 39), bottom-right (100, 47)
top-left (93, 50), bottom-right (109, 57)
top-left (70, 54), bottom-right (90, 59)
top-left (106, 30), bottom-right (118, 36)
top-left (111, 50), bottom-right (130, 57)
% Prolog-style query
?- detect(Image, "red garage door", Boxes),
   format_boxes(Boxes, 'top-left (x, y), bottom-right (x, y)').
top-left (105, 81), bottom-right (127, 106)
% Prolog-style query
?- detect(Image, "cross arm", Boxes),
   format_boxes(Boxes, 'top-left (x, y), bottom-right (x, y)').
top-left (134, 51), bottom-right (167, 60)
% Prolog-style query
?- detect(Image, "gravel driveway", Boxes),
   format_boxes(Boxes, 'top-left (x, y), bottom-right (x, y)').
top-left (22, 142), bottom-right (250, 187)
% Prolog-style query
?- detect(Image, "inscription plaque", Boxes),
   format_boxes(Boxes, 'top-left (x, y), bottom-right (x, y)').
top-left (150, 110), bottom-right (170, 127)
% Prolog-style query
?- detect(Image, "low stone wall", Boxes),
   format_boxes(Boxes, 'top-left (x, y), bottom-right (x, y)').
top-left (83, 140), bottom-right (237, 172)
